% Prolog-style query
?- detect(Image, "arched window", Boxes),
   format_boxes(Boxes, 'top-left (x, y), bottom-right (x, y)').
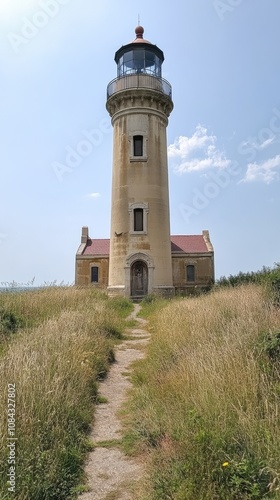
top-left (186, 265), bottom-right (195, 283)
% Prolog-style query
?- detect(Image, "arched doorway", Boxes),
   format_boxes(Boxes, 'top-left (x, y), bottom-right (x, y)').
top-left (131, 261), bottom-right (148, 297)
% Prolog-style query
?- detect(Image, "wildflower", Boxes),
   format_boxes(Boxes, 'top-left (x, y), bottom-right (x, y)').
top-left (222, 461), bottom-right (229, 467)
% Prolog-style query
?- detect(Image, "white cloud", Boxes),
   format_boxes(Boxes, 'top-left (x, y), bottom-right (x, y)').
top-left (258, 137), bottom-right (276, 149)
top-left (87, 192), bottom-right (101, 198)
top-left (241, 136), bottom-right (276, 151)
top-left (168, 125), bottom-right (231, 173)
top-left (242, 154), bottom-right (280, 184)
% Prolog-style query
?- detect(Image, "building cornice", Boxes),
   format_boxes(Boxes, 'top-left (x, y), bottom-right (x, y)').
top-left (76, 254), bottom-right (109, 260)
top-left (171, 252), bottom-right (214, 258)
top-left (106, 88), bottom-right (173, 123)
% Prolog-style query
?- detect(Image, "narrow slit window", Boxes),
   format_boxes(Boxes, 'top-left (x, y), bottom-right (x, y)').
top-left (91, 266), bottom-right (99, 283)
top-left (133, 135), bottom-right (143, 156)
top-left (186, 265), bottom-right (195, 283)
top-left (134, 208), bottom-right (144, 231)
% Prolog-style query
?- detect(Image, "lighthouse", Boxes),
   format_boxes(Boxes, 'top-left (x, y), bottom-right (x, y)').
top-left (75, 27), bottom-right (214, 297)
top-left (106, 26), bottom-right (174, 297)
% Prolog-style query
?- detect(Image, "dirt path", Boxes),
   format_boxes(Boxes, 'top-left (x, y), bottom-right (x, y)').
top-left (79, 304), bottom-right (149, 500)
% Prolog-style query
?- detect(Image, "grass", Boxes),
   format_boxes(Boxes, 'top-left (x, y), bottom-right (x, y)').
top-left (92, 439), bottom-right (123, 448)
top-left (0, 286), bottom-right (131, 499)
top-left (124, 319), bottom-right (138, 328)
top-left (0, 287), bottom-right (133, 338)
top-left (138, 294), bottom-right (169, 319)
top-left (96, 395), bottom-right (109, 404)
top-left (125, 285), bottom-right (280, 499)
top-left (108, 295), bottom-right (134, 320)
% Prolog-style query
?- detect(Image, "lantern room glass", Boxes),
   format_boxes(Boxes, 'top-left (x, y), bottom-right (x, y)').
top-left (117, 48), bottom-right (162, 77)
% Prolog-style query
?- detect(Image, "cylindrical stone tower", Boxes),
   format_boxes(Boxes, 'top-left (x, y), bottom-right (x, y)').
top-left (106, 26), bottom-right (174, 298)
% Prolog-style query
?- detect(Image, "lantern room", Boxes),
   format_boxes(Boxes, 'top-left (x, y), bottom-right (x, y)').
top-left (114, 26), bottom-right (164, 78)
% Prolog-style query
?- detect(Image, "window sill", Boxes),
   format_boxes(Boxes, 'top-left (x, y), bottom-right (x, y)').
top-left (130, 156), bottom-right (148, 162)
top-left (130, 231), bottom-right (147, 235)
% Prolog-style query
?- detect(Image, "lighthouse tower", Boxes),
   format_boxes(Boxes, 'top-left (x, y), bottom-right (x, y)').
top-left (106, 26), bottom-right (174, 298)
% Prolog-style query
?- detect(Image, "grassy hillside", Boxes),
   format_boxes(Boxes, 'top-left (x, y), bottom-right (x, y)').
top-left (126, 286), bottom-right (280, 499)
top-left (0, 287), bottom-right (132, 499)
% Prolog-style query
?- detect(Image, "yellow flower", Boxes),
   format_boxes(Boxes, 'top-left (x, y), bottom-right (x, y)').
top-left (222, 462), bottom-right (229, 467)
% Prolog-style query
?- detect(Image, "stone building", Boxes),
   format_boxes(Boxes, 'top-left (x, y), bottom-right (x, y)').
top-left (75, 26), bottom-right (214, 297)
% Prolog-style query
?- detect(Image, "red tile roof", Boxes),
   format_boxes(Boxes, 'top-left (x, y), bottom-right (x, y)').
top-left (82, 235), bottom-right (209, 256)
top-left (171, 235), bottom-right (208, 253)
top-left (83, 239), bottom-right (110, 255)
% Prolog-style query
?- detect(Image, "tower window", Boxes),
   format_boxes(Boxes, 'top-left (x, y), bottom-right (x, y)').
top-left (186, 265), bottom-right (195, 283)
top-left (129, 203), bottom-right (148, 234)
top-left (133, 135), bottom-right (143, 156)
top-left (134, 208), bottom-right (144, 231)
top-left (91, 266), bottom-right (99, 283)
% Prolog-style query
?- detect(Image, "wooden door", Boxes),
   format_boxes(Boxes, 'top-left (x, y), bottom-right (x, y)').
top-left (131, 261), bottom-right (148, 297)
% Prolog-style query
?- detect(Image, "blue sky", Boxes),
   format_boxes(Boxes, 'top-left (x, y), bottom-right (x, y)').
top-left (1, 0), bottom-right (279, 285)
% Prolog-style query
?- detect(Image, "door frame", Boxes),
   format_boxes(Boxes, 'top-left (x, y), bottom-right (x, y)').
top-left (124, 252), bottom-right (154, 297)
top-left (130, 260), bottom-right (148, 297)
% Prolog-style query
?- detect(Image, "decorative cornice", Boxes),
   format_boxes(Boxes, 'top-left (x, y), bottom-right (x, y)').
top-left (76, 255), bottom-right (109, 260)
top-left (171, 252), bottom-right (213, 258)
top-left (125, 251), bottom-right (155, 268)
top-left (106, 88), bottom-right (173, 123)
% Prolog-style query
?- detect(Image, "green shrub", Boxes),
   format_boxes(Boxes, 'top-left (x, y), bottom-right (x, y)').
top-left (0, 310), bottom-right (23, 335)
top-left (216, 263), bottom-right (280, 298)
top-left (260, 332), bottom-right (280, 363)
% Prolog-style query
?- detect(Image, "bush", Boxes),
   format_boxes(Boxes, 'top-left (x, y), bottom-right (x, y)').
top-left (0, 310), bottom-right (23, 336)
top-left (216, 264), bottom-right (280, 306)
top-left (260, 332), bottom-right (280, 363)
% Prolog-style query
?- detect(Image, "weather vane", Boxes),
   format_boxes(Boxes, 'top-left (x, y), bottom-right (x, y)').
top-left (138, 13), bottom-right (141, 25)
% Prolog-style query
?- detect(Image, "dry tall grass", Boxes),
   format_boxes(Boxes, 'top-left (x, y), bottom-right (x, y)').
top-left (0, 287), bottom-right (132, 499)
top-left (128, 285), bottom-right (280, 499)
